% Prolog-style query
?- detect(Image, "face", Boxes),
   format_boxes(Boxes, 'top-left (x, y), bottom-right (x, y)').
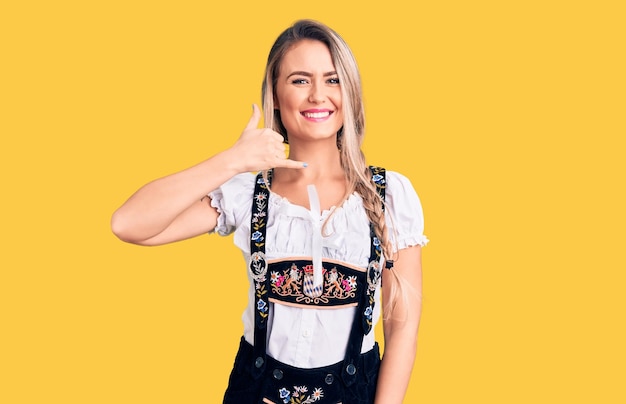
top-left (275, 40), bottom-right (343, 142)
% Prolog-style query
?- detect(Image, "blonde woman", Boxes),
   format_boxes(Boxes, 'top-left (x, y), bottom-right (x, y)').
top-left (111, 19), bottom-right (428, 404)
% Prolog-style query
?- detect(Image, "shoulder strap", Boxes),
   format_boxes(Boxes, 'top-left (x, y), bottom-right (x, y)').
top-left (368, 166), bottom-right (393, 270)
top-left (369, 165), bottom-right (386, 209)
top-left (249, 169), bottom-right (272, 378)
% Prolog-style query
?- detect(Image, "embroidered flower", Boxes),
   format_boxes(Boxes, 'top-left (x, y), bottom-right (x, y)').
top-left (372, 173), bottom-right (384, 184)
top-left (342, 279), bottom-right (351, 292)
top-left (255, 192), bottom-right (268, 202)
top-left (364, 305), bottom-right (373, 320)
top-left (279, 387), bottom-right (290, 401)
top-left (373, 236), bottom-right (382, 252)
top-left (275, 275), bottom-right (285, 287)
top-left (257, 299), bottom-right (267, 313)
top-left (348, 276), bottom-right (357, 290)
top-left (277, 385), bottom-right (322, 404)
top-left (251, 231), bottom-right (263, 242)
top-left (312, 387), bottom-right (324, 400)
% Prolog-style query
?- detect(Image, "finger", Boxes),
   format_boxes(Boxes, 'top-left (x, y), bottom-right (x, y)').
top-left (272, 131), bottom-right (286, 143)
top-left (275, 143), bottom-right (286, 155)
top-left (244, 104), bottom-right (261, 131)
top-left (275, 159), bottom-right (309, 169)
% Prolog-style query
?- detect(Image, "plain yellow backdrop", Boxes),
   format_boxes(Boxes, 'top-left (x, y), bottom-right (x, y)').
top-left (1, 1), bottom-right (624, 403)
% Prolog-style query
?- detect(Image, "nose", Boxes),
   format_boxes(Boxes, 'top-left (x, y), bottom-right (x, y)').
top-left (308, 81), bottom-right (325, 104)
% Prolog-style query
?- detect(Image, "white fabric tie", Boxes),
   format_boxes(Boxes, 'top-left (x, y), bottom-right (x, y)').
top-left (306, 184), bottom-right (324, 289)
top-left (275, 185), bottom-right (343, 290)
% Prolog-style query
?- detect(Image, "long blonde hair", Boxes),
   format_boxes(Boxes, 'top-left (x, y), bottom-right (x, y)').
top-left (261, 20), bottom-right (409, 315)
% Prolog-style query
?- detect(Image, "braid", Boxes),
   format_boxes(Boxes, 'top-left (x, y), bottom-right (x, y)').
top-left (339, 139), bottom-right (395, 262)
top-left (354, 170), bottom-right (395, 262)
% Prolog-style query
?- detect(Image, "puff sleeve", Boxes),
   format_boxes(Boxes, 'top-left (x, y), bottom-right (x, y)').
top-left (385, 171), bottom-right (429, 251)
top-left (207, 172), bottom-right (256, 236)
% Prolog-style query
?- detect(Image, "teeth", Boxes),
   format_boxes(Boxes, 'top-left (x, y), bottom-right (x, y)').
top-left (303, 111), bottom-right (330, 118)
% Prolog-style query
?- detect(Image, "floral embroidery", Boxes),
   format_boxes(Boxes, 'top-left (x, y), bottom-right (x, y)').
top-left (256, 283), bottom-right (268, 320)
top-left (341, 276), bottom-right (356, 292)
top-left (278, 385), bottom-right (324, 403)
top-left (251, 188), bottom-right (268, 250)
top-left (364, 305), bottom-right (373, 321)
top-left (311, 388), bottom-right (323, 400)
top-left (372, 173), bottom-right (384, 185)
top-left (371, 166), bottom-right (386, 188)
top-left (251, 173), bottom-right (271, 325)
top-left (257, 298), bottom-right (268, 313)
top-left (372, 236), bottom-right (382, 257)
top-left (270, 263), bottom-right (302, 295)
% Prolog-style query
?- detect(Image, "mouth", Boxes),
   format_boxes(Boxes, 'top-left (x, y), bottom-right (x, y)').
top-left (301, 110), bottom-right (334, 120)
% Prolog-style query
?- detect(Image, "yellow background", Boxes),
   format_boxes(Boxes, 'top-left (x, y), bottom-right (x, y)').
top-left (1, 1), bottom-right (624, 403)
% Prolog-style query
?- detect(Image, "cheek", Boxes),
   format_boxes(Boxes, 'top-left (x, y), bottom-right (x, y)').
top-left (333, 89), bottom-right (343, 108)
top-left (277, 93), bottom-right (298, 111)
top-left (275, 84), bottom-right (296, 108)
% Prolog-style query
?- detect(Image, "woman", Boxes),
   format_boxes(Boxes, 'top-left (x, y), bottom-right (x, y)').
top-left (112, 19), bottom-right (427, 404)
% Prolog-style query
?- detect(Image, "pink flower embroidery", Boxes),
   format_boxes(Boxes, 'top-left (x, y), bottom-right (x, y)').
top-left (276, 275), bottom-right (285, 287)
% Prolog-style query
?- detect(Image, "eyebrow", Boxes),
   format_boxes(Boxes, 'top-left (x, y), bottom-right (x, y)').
top-left (286, 71), bottom-right (338, 78)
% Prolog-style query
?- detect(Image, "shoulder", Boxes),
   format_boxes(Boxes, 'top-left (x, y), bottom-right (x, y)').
top-left (368, 167), bottom-right (419, 198)
top-left (386, 170), bottom-right (421, 198)
top-left (379, 169), bottom-right (429, 248)
top-left (387, 169), bottom-right (421, 195)
top-left (385, 170), bottom-right (415, 188)
top-left (368, 166), bottom-right (413, 185)
top-left (376, 169), bottom-right (424, 217)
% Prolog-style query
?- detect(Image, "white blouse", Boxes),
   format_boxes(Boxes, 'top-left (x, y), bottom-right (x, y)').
top-left (209, 170), bottom-right (428, 368)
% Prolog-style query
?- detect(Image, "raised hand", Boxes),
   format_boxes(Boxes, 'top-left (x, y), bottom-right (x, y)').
top-left (227, 104), bottom-right (307, 172)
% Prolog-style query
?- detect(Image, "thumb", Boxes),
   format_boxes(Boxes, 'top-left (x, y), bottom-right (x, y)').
top-left (244, 104), bottom-right (261, 131)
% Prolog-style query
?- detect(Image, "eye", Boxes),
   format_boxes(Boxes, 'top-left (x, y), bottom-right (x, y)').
top-left (327, 77), bottom-right (340, 84)
top-left (291, 78), bottom-right (309, 85)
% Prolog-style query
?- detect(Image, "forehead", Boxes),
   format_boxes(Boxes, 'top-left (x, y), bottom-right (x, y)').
top-left (279, 39), bottom-right (336, 74)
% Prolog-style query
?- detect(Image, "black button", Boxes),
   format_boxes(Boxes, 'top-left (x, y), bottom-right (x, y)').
top-left (254, 357), bottom-right (264, 368)
top-left (346, 364), bottom-right (357, 375)
top-left (273, 369), bottom-right (283, 380)
top-left (325, 373), bottom-right (334, 385)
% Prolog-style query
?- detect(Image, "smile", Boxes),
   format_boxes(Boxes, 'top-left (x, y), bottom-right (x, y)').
top-left (301, 110), bottom-right (333, 120)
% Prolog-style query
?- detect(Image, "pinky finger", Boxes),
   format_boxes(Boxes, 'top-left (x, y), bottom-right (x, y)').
top-left (277, 159), bottom-right (308, 169)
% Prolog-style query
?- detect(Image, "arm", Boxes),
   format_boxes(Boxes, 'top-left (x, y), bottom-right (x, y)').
top-left (110, 104), bottom-right (306, 246)
top-left (375, 245), bottom-right (423, 403)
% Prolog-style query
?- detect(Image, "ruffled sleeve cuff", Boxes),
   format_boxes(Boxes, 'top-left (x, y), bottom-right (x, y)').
top-left (397, 234), bottom-right (429, 250)
top-left (208, 172), bottom-right (255, 236)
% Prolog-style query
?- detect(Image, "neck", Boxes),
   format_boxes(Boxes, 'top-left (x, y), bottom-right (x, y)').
top-left (277, 139), bottom-right (344, 182)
